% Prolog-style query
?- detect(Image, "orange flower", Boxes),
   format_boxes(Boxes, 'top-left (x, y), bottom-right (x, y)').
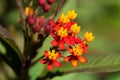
top-left (40, 50), bottom-right (62, 70)
top-left (64, 46), bottom-right (87, 67)
top-left (84, 32), bottom-right (95, 42)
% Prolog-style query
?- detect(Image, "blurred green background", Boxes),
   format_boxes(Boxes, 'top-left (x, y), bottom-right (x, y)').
top-left (0, 0), bottom-right (120, 80)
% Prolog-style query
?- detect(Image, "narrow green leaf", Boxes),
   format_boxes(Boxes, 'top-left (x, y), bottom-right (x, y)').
top-left (0, 25), bottom-right (23, 76)
top-left (52, 73), bottom-right (98, 80)
top-left (0, 25), bottom-right (24, 62)
top-left (53, 53), bottom-right (120, 73)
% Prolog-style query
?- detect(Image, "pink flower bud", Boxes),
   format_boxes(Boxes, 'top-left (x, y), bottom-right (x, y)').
top-left (37, 18), bottom-right (45, 27)
top-left (44, 25), bottom-right (52, 33)
top-left (27, 16), bottom-right (35, 26)
top-left (37, 0), bottom-right (46, 6)
top-left (43, 4), bottom-right (50, 12)
top-left (33, 25), bottom-right (41, 32)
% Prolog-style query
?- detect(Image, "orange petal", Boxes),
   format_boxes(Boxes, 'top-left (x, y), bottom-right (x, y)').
top-left (68, 46), bottom-right (73, 54)
top-left (40, 59), bottom-right (47, 64)
top-left (64, 57), bottom-right (69, 62)
top-left (64, 56), bottom-right (72, 62)
top-left (44, 50), bottom-right (48, 58)
top-left (72, 60), bottom-right (78, 67)
top-left (51, 40), bottom-right (58, 46)
top-left (57, 52), bottom-right (61, 59)
top-left (78, 56), bottom-right (88, 63)
top-left (59, 40), bottom-right (65, 50)
top-left (47, 64), bottom-right (53, 71)
top-left (53, 60), bottom-right (62, 67)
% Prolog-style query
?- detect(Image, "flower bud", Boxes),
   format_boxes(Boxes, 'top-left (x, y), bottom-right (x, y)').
top-left (27, 16), bottom-right (35, 26)
top-left (44, 25), bottom-right (52, 33)
top-left (33, 25), bottom-right (41, 32)
top-left (37, 17), bottom-right (45, 27)
top-left (37, 0), bottom-right (46, 6)
top-left (43, 4), bottom-right (50, 12)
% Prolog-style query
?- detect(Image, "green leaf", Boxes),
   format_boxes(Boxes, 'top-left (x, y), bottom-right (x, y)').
top-left (53, 53), bottom-right (120, 73)
top-left (29, 36), bottom-right (52, 79)
top-left (106, 72), bottom-right (120, 80)
top-left (29, 62), bottom-right (46, 80)
top-left (0, 25), bottom-right (23, 76)
top-left (52, 73), bottom-right (98, 80)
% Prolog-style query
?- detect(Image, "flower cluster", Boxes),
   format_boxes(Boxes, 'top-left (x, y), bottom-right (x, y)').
top-left (40, 10), bottom-right (95, 70)
top-left (24, 5), bottom-right (53, 40)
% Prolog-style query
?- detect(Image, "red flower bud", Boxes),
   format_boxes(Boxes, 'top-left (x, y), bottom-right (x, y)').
top-left (33, 25), bottom-right (41, 32)
top-left (27, 16), bottom-right (35, 26)
top-left (43, 4), bottom-right (50, 12)
top-left (44, 25), bottom-right (52, 33)
top-left (37, 17), bottom-right (45, 27)
top-left (37, 0), bottom-right (46, 6)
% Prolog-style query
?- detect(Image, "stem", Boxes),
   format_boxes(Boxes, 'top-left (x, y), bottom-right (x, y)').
top-left (54, 0), bottom-right (66, 16)
top-left (31, 55), bottom-right (44, 66)
top-left (16, 0), bottom-right (26, 30)
top-left (45, 0), bottom-right (66, 22)
top-left (19, 60), bottom-right (30, 80)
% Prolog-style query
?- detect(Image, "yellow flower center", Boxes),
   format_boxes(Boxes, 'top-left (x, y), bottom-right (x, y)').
top-left (57, 27), bottom-right (68, 39)
top-left (48, 50), bottom-right (58, 60)
top-left (59, 14), bottom-right (70, 24)
top-left (67, 10), bottom-right (77, 20)
top-left (72, 46), bottom-right (83, 56)
top-left (71, 23), bottom-right (80, 34)
top-left (84, 32), bottom-right (95, 42)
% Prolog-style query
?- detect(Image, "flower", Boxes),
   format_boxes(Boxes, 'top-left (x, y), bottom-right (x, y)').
top-left (25, 7), bottom-right (34, 16)
top-left (51, 28), bottom-right (67, 50)
top-left (40, 10), bottom-right (95, 70)
top-left (84, 32), bottom-right (95, 42)
top-left (57, 27), bottom-right (68, 39)
top-left (64, 46), bottom-right (87, 67)
top-left (70, 23), bottom-right (81, 35)
top-left (40, 49), bottom-right (62, 70)
top-left (58, 14), bottom-right (70, 24)
top-left (67, 10), bottom-right (77, 20)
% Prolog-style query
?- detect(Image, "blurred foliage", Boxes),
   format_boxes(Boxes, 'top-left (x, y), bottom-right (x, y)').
top-left (0, 0), bottom-right (120, 80)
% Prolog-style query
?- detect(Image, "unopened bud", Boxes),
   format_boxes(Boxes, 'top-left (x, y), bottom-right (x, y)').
top-left (43, 4), bottom-right (50, 12)
top-left (44, 25), bottom-right (52, 33)
top-left (37, 0), bottom-right (46, 6)
top-left (27, 16), bottom-right (35, 26)
top-left (33, 25), bottom-right (41, 32)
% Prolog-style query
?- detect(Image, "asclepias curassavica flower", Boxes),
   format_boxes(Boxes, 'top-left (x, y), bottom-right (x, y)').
top-left (40, 10), bottom-right (95, 70)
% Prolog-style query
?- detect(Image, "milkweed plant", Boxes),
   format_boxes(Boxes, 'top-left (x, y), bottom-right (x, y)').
top-left (0, 0), bottom-right (96, 80)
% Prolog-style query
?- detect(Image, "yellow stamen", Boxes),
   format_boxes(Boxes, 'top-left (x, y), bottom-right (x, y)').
top-left (84, 32), bottom-right (95, 42)
top-left (59, 14), bottom-right (70, 24)
top-left (67, 10), bottom-right (77, 20)
top-left (48, 50), bottom-right (58, 60)
top-left (73, 46), bottom-right (83, 56)
top-left (71, 23), bottom-right (80, 34)
top-left (57, 27), bottom-right (68, 39)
